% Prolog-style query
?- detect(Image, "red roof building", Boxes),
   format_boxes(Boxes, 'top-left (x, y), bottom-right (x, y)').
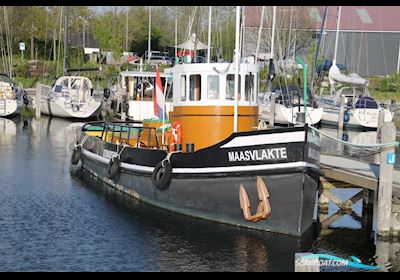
top-left (244, 6), bottom-right (400, 77)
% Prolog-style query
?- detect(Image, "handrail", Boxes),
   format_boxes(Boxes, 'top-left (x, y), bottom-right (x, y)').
top-left (82, 121), bottom-right (160, 149)
top-left (308, 125), bottom-right (399, 148)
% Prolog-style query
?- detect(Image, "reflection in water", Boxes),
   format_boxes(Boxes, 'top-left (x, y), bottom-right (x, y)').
top-left (0, 116), bottom-right (399, 271)
top-left (0, 117), bottom-right (17, 146)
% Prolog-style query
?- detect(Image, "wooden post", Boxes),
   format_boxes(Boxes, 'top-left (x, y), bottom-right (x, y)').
top-left (295, 253), bottom-right (320, 272)
top-left (269, 93), bottom-right (276, 128)
top-left (377, 122), bottom-right (396, 237)
top-left (35, 82), bottom-right (41, 118)
top-left (338, 94), bottom-right (345, 131)
top-left (375, 109), bottom-right (385, 164)
top-left (121, 94), bottom-right (127, 121)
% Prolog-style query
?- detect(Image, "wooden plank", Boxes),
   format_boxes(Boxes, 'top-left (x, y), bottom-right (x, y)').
top-left (320, 154), bottom-right (400, 198)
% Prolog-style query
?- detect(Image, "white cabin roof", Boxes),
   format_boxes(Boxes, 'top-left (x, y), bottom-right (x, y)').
top-left (119, 71), bottom-right (171, 79)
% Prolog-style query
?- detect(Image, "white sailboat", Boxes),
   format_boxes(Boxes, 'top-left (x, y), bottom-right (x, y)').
top-left (318, 6), bottom-right (394, 129)
top-left (0, 74), bottom-right (24, 117)
top-left (39, 7), bottom-right (101, 119)
top-left (40, 76), bottom-right (101, 119)
top-left (258, 7), bottom-right (323, 127)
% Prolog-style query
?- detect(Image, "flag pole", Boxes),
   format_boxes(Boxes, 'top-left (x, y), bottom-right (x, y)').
top-left (162, 76), bottom-right (167, 146)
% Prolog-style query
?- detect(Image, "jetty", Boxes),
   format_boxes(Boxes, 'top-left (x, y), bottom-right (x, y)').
top-left (317, 122), bottom-right (400, 237)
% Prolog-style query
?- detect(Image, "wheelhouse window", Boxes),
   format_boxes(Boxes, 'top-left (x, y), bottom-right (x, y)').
top-left (245, 74), bottom-right (255, 101)
top-left (207, 75), bottom-right (220, 100)
top-left (226, 74), bottom-right (240, 100)
top-left (180, 75), bottom-right (186, 101)
top-left (189, 74), bottom-right (201, 101)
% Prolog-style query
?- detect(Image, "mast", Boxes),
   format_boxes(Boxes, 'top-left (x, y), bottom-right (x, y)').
top-left (255, 6), bottom-right (265, 63)
top-left (207, 6), bottom-right (212, 63)
top-left (63, 6), bottom-right (69, 75)
top-left (233, 6), bottom-right (241, 133)
top-left (175, 17), bottom-right (177, 64)
top-left (267, 6), bottom-right (277, 92)
top-left (125, 7), bottom-right (129, 52)
top-left (310, 6), bottom-right (328, 93)
top-left (333, 6), bottom-right (342, 66)
top-left (397, 41), bottom-right (400, 74)
top-left (147, 6), bottom-right (151, 64)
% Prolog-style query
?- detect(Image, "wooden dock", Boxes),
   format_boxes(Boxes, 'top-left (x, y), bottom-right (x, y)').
top-left (320, 154), bottom-right (400, 198)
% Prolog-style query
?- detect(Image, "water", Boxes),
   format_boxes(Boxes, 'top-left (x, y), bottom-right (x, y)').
top-left (0, 116), bottom-right (399, 271)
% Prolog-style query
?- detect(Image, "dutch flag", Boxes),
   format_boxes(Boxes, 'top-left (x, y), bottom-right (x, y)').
top-left (154, 66), bottom-right (168, 120)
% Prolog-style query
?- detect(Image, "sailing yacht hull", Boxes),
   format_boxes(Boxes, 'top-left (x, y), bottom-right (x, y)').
top-left (259, 104), bottom-right (323, 126)
top-left (321, 107), bottom-right (393, 129)
top-left (0, 99), bottom-right (23, 117)
top-left (40, 98), bottom-right (102, 119)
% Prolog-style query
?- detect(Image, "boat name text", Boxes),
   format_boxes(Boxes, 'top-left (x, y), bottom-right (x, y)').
top-left (228, 148), bottom-right (287, 162)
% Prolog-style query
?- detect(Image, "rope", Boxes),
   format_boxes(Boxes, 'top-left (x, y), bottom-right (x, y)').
top-left (308, 125), bottom-right (399, 148)
top-left (75, 133), bottom-right (89, 148)
top-left (161, 151), bottom-right (181, 167)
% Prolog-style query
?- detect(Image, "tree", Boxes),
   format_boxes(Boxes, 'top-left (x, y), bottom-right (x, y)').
top-left (11, 6), bottom-right (48, 60)
top-left (91, 9), bottom-right (125, 57)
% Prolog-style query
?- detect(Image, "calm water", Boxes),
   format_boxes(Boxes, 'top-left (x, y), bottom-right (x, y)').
top-left (0, 116), bottom-right (399, 272)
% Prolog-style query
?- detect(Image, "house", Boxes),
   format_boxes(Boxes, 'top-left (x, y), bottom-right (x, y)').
top-left (69, 32), bottom-right (100, 63)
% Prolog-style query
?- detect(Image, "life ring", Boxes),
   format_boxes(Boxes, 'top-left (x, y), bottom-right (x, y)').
top-left (151, 160), bottom-right (172, 191)
top-left (107, 157), bottom-right (120, 179)
top-left (71, 145), bottom-right (82, 165)
top-left (169, 121), bottom-right (182, 151)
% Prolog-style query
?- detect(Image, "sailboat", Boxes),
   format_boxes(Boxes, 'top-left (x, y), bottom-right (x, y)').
top-left (39, 6), bottom-right (102, 119)
top-left (40, 75), bottom-right (102, 119)
top-left (258, 7), bottom-right (323, 127)
top-left (0, 73), bottom-right (25, 117)
top-left (72, 6), bottom-right (320, 236)
top-left (317, 6), bottom-right (394, 129)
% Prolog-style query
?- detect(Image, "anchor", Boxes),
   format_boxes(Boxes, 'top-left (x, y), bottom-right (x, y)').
top-left (239, 176), bottom-right (271, 222)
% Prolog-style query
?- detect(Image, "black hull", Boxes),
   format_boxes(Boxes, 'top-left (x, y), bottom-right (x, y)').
top-left (79, 125), bottom-right (321, 236)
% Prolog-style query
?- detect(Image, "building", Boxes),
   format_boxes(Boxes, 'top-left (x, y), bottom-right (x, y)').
top-left (69, 32), bottom-right (100, 63)
top-left (244, 6), bottom-right (400, 77)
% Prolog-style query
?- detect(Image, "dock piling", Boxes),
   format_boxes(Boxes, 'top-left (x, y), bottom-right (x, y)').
top-left (269, 92), bottom-right (276, 128)
top-left (375, 109), bottom-right (386, 164)
top-left (377, 122), bottom-right (396, 237)
top-left (338, 94), bottom-right (345, 131)
top-left (121, 94), bottom-right (127, 121)
top-left (35, 82), bottom-right (41, 118)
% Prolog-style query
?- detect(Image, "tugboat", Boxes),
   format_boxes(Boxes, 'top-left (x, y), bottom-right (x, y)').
top-left (72, 6), bottom-right (320, 236)
top-left (72, 59), bottom-right (321, 236)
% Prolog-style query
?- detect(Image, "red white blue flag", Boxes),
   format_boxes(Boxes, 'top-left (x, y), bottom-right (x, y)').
top-left (154, 66), bottom-right (168, 120)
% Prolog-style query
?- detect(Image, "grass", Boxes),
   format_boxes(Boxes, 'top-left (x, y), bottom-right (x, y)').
top-left (20, 106), bottom-right (36, 118)
top-left (369, 89), bottom-right (400, 102)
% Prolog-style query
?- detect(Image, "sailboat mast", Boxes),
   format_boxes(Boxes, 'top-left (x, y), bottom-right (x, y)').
top-left (233, 6), bottom-right (241, 133)
top-left (63, 6), bottom-right (69, 75)
top-left (125, 7), bottom-right (129, 52)
top-left (310, 6), bottom-right (328, 93)
top-left (397, 41), bottom-right (400, 74)
top-left (255, 6), bottom-right (265, 63)
top-left (333, 6), bottom-right (342, 66)
top-left (148, 6), bottom-right (151, 64)
top-left (207, 6), bottom-right (212, 63)
top-left (270, 6), bottom-right (276, 60)
top-left (267, 6), bottom-right (277, 92)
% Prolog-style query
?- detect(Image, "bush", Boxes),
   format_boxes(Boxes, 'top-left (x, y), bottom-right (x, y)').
top-left (369, 73), bottom-right (400, 93)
